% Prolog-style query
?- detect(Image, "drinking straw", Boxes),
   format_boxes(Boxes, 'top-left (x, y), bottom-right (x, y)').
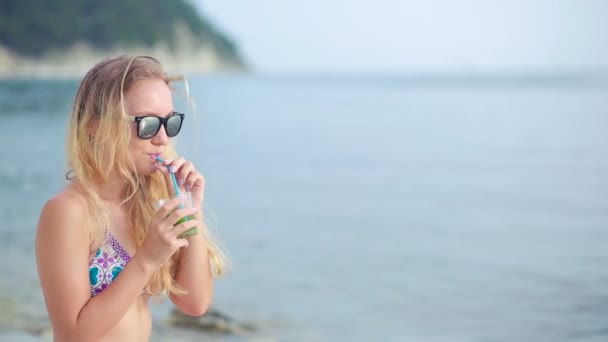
top-left (156, 156), bottom-right (181, 196)
top-left (156, 156), bottom-right (196, 237)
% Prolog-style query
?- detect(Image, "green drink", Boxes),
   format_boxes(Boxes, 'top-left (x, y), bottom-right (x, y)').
top-left (155, 192), bottom-right (198, 238)
top-left (174, 214), bottom-right (197, 238)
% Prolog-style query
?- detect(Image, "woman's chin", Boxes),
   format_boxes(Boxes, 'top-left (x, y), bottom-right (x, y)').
top-left (135, 164), bottom-right (159, 176)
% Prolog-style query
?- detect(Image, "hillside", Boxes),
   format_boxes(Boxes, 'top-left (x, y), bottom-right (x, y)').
top-left (0, 0), bottom-right (247, 77)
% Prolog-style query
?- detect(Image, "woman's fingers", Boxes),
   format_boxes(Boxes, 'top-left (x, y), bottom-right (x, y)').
top-left (174, 238), bottom-right (189, 249)
top-left (154, 195), bottom-right (186, 221)
top-left (176, 162), bottom-right (195, 188)
top-left (165, 157), bottom-right (186, 174)
top-left (159, 157), bottom-right (198, 191)
top-left (184, 171), bottom-right (204, 192)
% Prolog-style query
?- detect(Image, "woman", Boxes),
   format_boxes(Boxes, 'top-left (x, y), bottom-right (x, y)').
top-left (35, 55), bottom-right (227, 341)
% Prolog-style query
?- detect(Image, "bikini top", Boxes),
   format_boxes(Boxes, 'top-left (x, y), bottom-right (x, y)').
top-left (88, 228), bottom-right (139, 297)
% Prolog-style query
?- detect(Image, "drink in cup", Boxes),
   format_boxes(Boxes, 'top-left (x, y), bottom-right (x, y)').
top-left (154, 192), bottom-right (198, 238)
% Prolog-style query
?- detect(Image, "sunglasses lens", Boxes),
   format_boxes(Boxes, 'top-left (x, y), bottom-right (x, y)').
top-left (166, 114), bottom-right (183, 137)
top-left (139, 117), bottom-right (161, 139)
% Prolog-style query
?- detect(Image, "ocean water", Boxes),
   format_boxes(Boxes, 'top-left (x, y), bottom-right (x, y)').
top-left (1, 72), bottom-right (608, 342)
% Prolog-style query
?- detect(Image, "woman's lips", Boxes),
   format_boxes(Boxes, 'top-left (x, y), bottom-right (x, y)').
top-left (148, 153), bottom-right (161, 160)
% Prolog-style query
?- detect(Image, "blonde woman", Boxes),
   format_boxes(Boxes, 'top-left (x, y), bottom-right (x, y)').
top-left (35, 55), bottom-right (227, 341)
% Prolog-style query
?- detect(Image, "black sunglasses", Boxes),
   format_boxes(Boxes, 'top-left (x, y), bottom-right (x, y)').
top-left (128, 112), bottom-right (185, 139)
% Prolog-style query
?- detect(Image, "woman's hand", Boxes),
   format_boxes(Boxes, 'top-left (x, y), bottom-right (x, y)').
top-left (156, 157), bottom-right (206, 208)
top-left (137, 195), bottom-right (199, 269)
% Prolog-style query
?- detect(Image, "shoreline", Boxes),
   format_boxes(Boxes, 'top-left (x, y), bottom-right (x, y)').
top-left (0, 42), bottom-right (248, 80)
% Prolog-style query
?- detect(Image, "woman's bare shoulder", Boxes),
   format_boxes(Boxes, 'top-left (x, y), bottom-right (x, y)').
top-left (37, 184), bottom-right (92, 241)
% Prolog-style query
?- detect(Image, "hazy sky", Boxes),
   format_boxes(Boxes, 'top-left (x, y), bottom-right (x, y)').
top-left (194, 0), bottom-right (608, 72)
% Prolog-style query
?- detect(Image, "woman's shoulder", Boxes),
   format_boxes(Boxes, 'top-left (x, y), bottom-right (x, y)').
top-left (37, 185), bottom-right (92, 241)
top-left (42, 185), bottom-right (89, 217)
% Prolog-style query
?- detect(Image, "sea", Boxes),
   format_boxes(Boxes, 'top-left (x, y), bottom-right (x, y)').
top-left (0, 71), bottom-right (608, 342)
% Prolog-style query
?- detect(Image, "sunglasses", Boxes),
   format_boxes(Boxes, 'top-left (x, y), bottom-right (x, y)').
top-left (128, 112), bottom-right (185, 139)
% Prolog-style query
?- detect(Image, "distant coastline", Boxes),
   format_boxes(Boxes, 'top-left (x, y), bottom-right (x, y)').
top-left (0, 0), bottom-right (247, 79)
top-left (0, 42), bottom-right (247, 80)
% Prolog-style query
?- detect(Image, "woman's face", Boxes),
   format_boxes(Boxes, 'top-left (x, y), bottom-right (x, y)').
top-left (124, 78), bottom-right (174, 175)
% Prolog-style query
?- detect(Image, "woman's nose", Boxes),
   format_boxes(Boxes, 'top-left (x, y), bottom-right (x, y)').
top-left (151, 125), bottom-right (170, 145)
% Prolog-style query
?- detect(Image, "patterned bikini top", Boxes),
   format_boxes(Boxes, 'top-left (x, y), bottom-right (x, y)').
top-left (88, 228), bottom-right (133, 297)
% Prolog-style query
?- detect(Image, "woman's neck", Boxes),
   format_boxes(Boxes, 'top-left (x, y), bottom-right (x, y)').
top-left (95, 179), bottom-right (129, 204)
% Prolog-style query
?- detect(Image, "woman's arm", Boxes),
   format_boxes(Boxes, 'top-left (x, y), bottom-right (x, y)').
top-left (169, 208), bottom-right (214, 316)
top-left (157, 157), bottom-right (214, 316)
top-left (36, 193), bottom-right (158, 341)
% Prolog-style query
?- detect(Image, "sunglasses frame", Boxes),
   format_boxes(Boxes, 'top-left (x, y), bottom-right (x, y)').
top-left (128, 112), bottom-right (185, 139)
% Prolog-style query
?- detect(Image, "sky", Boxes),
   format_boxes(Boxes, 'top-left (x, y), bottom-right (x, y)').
top-left (193, 0), bottom-right (608, 72)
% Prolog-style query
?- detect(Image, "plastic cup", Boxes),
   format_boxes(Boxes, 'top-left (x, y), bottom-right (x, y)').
top-left (154, 192), bottom-right (198, 238)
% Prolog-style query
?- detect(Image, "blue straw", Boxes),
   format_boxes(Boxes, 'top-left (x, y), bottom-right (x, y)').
top-left (156, 156), bottom-right (181, 196)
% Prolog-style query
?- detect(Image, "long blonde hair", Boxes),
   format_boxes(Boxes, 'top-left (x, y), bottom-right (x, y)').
top-left (66, 55), bottom-right (228, 297)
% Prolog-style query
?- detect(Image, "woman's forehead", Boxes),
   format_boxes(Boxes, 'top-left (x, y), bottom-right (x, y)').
top-left (125, 79), bottom-right (173, 116)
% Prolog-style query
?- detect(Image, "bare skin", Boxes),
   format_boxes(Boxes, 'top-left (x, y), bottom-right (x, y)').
top-left (36, 79), bottom-right (213, 341)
